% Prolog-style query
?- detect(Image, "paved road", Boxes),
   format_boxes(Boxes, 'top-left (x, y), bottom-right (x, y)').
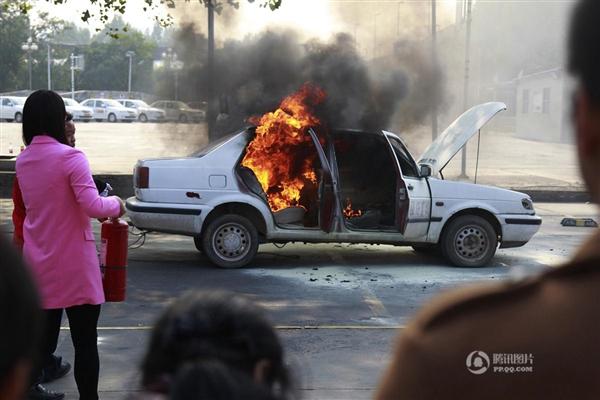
top-left (0, 202), bottom-right (596, 399)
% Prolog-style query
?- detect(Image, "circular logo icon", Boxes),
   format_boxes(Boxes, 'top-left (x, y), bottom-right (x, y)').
top-left (466, 351), bottom-right (490, 375)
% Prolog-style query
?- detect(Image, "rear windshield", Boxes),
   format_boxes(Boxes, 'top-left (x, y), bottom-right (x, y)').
top-left (191, 133), bottom-right (238, 157)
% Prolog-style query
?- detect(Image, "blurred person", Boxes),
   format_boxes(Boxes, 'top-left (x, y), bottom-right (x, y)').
top-left (0, 238), bottom-right (43, 400)
top-left (137, 291), bottom-right (295, 400)
top-left (16, 90), bottom-right (125, 400)
top-left (374, 2), bottom-right (600, 399)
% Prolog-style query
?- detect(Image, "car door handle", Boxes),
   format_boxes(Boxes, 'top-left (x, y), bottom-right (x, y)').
top-left (407, 184), bottom-right (414, 191)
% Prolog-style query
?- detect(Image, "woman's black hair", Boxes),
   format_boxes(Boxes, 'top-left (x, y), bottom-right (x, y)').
top-left (141, 291), bottom-right (295, 400)
top-left (169, 360), bottom-right (280, 400)
top-left (22, 90), bottom-right (67, 146)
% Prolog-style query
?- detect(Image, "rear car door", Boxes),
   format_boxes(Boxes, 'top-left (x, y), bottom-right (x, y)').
top-left (308, 128), bottom-right (338, 233)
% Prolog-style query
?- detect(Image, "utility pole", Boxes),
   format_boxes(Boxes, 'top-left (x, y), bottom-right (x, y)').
top-left (126, 51), bottom-right (135, 94)
top-left (70, 53), bottom-right (75, 100)
top-left (207, 0), bottom-right (216, 140)
top-left (431, 0), bottom-right (438, 141)
top-left (47, 43), bottom-right (51, 90)
top-left (459, 0), bottom-right (472, 179)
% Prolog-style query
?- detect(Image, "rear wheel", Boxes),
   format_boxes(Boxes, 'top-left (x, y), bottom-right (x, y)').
top-left (201, 214), bottom-right (258, 268)
top-left (441, 215), bottom-right (498, 267)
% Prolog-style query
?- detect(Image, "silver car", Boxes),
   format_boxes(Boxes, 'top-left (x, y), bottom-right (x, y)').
top-left (117, 99), bottom-right (166, 122)
top-left (126, 103), bottom-right (541, 268)
top-left (150, 100), bottom-right (205, 123)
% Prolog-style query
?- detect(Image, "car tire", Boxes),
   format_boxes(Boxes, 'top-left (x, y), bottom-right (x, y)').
top-left (441, 215), bottom-right (498, 267)
top-left (139, 113), bottom-right (148, 122)
top-left (108, 113), bottom-right (117, 123)
top-left (14, 113), bottom-right (22, 123)
top-left (201, 214), bottom-right (258, 268)
top-left (179, 114), bottom-right (188, 123)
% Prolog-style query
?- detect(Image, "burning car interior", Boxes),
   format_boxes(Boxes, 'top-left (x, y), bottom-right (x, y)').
top-left (332, 131), bottom-right (398, 230)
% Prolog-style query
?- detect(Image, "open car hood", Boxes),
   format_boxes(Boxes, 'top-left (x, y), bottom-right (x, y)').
top-left (418, 102), bottom-right (506, 176)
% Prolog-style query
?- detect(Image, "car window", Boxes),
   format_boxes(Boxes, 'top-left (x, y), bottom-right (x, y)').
top-left (1, 98), bottom-right (10, 106)
top-left (388, 137), bottom-right (419, 178)
top-left (96, 100), bottom-right (104, 107)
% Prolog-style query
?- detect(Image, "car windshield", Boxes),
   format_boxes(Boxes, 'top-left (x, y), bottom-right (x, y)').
top-left (11, 98), bottom-right (25, 105)
top-left (63, 98), bottom-right (78, 106)
top-left (176, 101), bottom-right (191, 110)
top-left (132, 100), bottom-right (150, 107)
top-left (103, 99), bottom-right (123, 107)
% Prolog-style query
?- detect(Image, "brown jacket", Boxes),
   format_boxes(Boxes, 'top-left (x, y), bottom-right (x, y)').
top-left (375, 233), bottom-right (600, 400)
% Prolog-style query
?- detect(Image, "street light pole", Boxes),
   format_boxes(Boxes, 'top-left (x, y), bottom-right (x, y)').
top-left (459, 0), bottom-right (472, 179)
top-left (431, 0), bottom-right (438, 141)
top-left (207, 0), bottom-right (216, 140)
top-left (21, 37), bottom-right (38, 91)
top-left (125, 51), bottom-right (135, 94)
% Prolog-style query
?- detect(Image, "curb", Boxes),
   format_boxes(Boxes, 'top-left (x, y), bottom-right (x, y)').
top-left (0, 172), bottom-right (590, 203)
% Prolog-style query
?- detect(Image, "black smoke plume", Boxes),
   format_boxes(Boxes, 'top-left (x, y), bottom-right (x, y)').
top-left (168, 28), bottom-right (445, 136)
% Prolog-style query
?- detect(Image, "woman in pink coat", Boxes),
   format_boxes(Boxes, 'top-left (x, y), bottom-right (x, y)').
top-left (16, 90), bottom-right (125, 400)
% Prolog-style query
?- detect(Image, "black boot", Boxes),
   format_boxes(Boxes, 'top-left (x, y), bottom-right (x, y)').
top-left (27, 384), bottom-right (65, 400)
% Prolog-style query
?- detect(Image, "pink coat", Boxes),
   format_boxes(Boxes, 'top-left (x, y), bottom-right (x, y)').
top-left (16, 135), bottom-right (121, 309)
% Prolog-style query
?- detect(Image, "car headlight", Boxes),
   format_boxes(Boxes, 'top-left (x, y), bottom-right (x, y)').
top-left (522, 198), bottom-right (533, 211)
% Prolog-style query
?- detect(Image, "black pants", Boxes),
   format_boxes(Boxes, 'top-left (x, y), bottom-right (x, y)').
top-left (41, 304), bottom-right (101, 400)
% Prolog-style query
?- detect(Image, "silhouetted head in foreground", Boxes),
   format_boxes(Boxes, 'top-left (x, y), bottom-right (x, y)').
top-left (569, 0), bottom-right (600, 203)
top-left (141, 291), bottom-right (294, 400)
top-left (0, 239), bottom-right (42, 400)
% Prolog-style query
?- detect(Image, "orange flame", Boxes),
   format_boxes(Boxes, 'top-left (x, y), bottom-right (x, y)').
top-left (242, 83), bottom-right (326, 212)
top-left (343, 198), bottom-right (363, 219)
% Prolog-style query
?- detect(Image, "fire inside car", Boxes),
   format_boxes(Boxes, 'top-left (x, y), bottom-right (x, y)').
top-left (238, 83), bottom-right (399, 231)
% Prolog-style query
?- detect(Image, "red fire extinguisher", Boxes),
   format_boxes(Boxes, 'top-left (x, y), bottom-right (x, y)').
top-left (100, 218), bottom-right (129, 302)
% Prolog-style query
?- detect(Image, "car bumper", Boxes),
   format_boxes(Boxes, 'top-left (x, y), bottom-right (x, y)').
top-left (126, 197), bottom-right (210, 235)
top-left (499, 214), bottom-right (542, 248)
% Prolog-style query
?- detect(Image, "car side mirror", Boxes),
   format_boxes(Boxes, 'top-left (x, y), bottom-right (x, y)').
top-left (420, 165), bottom-right (432, 177)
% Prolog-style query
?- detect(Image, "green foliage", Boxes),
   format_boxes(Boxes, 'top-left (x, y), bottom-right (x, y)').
top-left (0, 5), bottom-right (30, 91)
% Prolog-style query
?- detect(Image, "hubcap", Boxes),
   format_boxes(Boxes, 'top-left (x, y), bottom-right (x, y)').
top-left (213, 223), bottom-right (250, 262)
top-left (454, 225), bottom-right (489, 261)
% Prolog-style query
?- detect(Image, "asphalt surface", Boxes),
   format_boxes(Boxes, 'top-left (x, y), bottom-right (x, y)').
top-left (0, 201), bottom-right (595, 399)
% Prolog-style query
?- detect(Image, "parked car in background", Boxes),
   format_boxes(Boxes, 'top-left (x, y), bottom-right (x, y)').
top-left (150, 100), bottom-right (205, 123)
top-left (80, 98), bottom-right (138, 122)
top-left (117, 99), bottom-right (166, 122)
top-left (126, 102), bottom-right (542, 269)
top-left (63, 98), bottom-right (94, 122)
top-left (0, 96), bottom-right (26, 122)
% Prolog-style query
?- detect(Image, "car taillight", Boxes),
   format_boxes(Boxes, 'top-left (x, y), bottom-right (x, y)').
top-left (137, 166), bottom-right (149, 188)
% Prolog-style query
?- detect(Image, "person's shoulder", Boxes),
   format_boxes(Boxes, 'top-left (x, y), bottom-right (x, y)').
top-left (410, 257), bottom-right (600, 334)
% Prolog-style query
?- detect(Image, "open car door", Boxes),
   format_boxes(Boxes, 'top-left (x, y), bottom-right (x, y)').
top-left (308, 128), bottom-right (339, 233)
top-left (382, 133), bottom-right (410, 234)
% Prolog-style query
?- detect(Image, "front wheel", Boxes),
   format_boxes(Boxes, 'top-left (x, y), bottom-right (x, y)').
top-left (108, 113), bottom-right (117, 123)
top-left (14, 113), bottom-right (22, 123)
top-left (441, 215), bottom-right (498, 267)
top-left (201, 214), bottom-right (258, 268)
top-left (139, 114), bottom-right (148, 122)
top-left (178, 114), bottom-right (188, 123)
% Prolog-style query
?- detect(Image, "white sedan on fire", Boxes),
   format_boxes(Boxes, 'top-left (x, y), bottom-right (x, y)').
top-left (126, 102), bottom-right (541, 268)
